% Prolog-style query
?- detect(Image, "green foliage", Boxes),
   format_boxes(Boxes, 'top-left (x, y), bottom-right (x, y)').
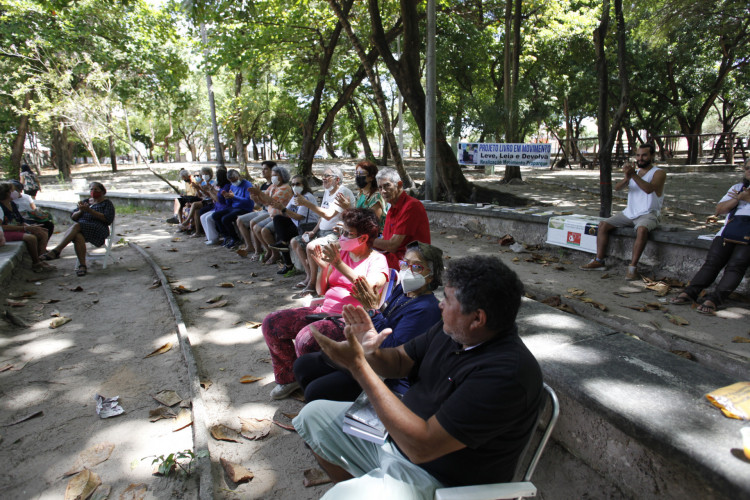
top-left (146, 448), bottom-right (208, 478)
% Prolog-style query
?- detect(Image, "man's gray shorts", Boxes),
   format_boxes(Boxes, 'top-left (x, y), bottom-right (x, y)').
top-left (604, 211), bottom-right (659, 232)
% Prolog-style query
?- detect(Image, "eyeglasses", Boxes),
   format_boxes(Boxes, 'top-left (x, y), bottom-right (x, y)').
top-left (322, 174), bottom-right (334, 180)
top-left (340, 229), bottom-right (359, 239)
top-left (399, 260), bottom-right (425, 273)
top-left (291, 182), bottom-right (303, 187)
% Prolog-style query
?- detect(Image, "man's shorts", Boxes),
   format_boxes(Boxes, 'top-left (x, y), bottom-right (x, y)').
top-left (293, 229), bottom-right (337, 254)
top-left (293, 400), bottom-right (443, 500)
top-left (237, 210), bottom-right (269, 228)
top-left (604, 211), bottom-right (659, 232)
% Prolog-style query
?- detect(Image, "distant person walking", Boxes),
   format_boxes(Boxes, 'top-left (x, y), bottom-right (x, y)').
top-left (19, 164), bottom-right (41, 198)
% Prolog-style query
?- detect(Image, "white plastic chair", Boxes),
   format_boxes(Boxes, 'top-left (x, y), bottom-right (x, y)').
top-left (79, 216), bottom-right (116, 269)
top-left (433, 383), bottom-right (560, 500)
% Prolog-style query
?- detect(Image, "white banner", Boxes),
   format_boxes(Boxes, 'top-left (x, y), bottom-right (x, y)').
top-left (458, 142), bottom-right (552, 168)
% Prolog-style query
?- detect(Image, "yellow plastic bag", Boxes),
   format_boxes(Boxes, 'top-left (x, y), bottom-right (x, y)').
top-left (705, 382), bottom-right (750, 420)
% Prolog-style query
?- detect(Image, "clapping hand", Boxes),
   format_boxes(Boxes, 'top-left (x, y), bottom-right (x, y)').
top-left (352, 277), bottom-right (379, 311)
top-left (622, 162), bottom-right (636, 179)
top-left (335, 192), bottom-right (351, 210)
top-left (729, 187), bottom-right (750, 203)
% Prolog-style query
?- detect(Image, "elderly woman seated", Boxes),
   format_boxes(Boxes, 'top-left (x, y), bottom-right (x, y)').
top-left (41, 182), bottom-right (115, 276)
top-left (293, 241), bottom-right (443, 402)
top-left (261, 208), bottom-right (389, 399)
top-left (0, 181), bottom-right (51, 272)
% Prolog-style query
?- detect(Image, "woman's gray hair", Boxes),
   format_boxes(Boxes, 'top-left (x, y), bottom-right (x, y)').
top-left (325, 166), bottom-right (343, 182)
top-left (405, 241), bottom-right (443, 291)
top-left (375, 167), bottom-right (400, 185)
top-left (272, 165), bottom-right (291, 184)
top-left (200, 166), bottom-right (213, 177)
top-left (179, 169), bottom-right (190, 180)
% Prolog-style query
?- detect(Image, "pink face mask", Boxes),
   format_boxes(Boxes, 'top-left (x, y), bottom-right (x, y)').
top-left (338, 235), bottom-right (367, 252)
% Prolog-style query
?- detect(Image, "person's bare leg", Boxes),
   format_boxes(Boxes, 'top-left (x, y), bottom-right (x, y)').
top-left (253, 223), bottom-right (269, 256)
top-left (261, 227), bottom-right (277, 263)
top-left (306, 240), bottom-right (319, 290)
top-left (73, 233), bottom-right (87, 267)
top-left (50, 223), bottom-right (82, 255)
top-left (595, 221), bottom-right (613, 260)
top-left (630, 226), bottom-right (650, 267)
top-left (237, 219), bottom-right (254, 251)
top-left (291, 238), bottom-right (310, 284)
top-left (193, 207), bottom-right (204, 235)
top-left (310, 451), bottom-right (353, 483)
top-left (22, 233), bottom-right (41, 264)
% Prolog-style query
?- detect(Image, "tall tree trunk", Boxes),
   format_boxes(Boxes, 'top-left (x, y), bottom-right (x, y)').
top-left (107, 111), bottom-right (117, 172)
top-left (328, 0), bottom-right (409, 185)
top-left (502, 0), bottom-right (523, 183)
top-left (201, 23), bottom-right (224, 167)
top-left (11, 92), bottom-right (32, 175)
top-left (51, 124), bottom-right (72, 179)
top-left (347, 100), bottom-right (375, 161)
top-left (595, 0), bottom-right (629, 218)
top-left (234, 72), bottom-right (247, 170)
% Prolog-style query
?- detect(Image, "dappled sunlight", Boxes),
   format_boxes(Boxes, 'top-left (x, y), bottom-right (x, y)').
top-left (2, 385), bottom-right (50, 410)
top-left (235, 400), bottom-right (283, 420)
top-left (11, 337), bottom-right (75, 361)
top-left (520, 311), bottom-right (590, 332)
top-left (532, 342), bottom-right (608, 365)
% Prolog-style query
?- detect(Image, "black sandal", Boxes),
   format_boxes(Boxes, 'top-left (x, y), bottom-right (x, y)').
top-left (76, 264), bottom-right (87, 277)
top-left (41, 249), bottom-right (60, 261)
top-left (668, 293), bottom-right (693, 305)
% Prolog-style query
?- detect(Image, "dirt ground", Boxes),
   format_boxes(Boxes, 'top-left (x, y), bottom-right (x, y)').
top-left (2, 161), bottom-right (749, 499)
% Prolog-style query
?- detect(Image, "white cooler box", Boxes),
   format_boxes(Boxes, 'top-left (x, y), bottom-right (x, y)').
top-left (546, 214), bottom-right (604, 254)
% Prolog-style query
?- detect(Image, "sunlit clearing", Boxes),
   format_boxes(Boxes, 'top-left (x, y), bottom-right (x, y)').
top-left (235, 401), bottom-right (283, 419)
top-left (532, 343), bottom-right (606, 365)
top-left (581, 378), bottom-right (686, 420)
top-left (15, 337), bottom-right (74, 360)
top-left (2, 386), bottom-right (50, 410)
top-left (717, 308), bottom-right (748, 320)
top-left (520, 312), bottom-right (589, 332)
top-left (199, 326), bottom-right (259, 345)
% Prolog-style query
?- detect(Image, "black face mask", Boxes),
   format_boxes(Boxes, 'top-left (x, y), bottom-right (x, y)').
top-left (355, 175), bottom-right (368, 189)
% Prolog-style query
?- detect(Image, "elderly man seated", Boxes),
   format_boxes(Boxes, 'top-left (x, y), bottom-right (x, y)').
top-left (372, 167), bottom-right (431, 269)
top-left (294, 255), bottom-right (543, 499)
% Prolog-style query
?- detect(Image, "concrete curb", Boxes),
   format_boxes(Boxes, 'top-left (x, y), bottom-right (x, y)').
top-left (128, 242), bottom-right (213, 500)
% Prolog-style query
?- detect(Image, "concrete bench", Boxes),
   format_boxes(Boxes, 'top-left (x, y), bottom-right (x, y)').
top-left (424, 201), bottom-right (716, 283)
top-left (518, 298), bottom-right (750, 499)
top-left (75, 191), bottom-right (177, 212)
top-left (0, 241), bottom-right (26, 287)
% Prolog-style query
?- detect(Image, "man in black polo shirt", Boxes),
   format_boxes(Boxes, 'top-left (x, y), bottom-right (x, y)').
top-left (294, 255), bottom-right (543, 499)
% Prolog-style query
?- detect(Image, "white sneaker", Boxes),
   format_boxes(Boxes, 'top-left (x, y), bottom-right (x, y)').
top-left (270, 381), bottom-right (300, 400)
top-left (205, 239), bottom-right (219, 246)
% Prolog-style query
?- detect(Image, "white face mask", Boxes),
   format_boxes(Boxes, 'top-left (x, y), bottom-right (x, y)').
top-left (10, 191), bottom-right (20, 200)
top-left (400, 269), bottom-right (427, 293)
top-left (202, 175), bottom-right (211, 182)
top-left (292, 185), bottom-right (303, 195)
top-left (231, 179), bottom-right (241, 187)
top-left (271, 175), bottom-right (280, 186)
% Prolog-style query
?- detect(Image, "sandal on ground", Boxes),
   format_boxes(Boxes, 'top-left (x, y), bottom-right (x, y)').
top-left (696, 300), bottom-right (717, 315)
top-left (294, 280), bottom-right (308, 289)
top-left (292, 288), bottom-right (317, 300)
top-left (75, 264), bottom-right (87, 277)
top-left (249, 253), bottom-right (262, 262)
top-left (41, 249), bottom-right (60, 261)
top-left (668, 293), bottom-right (693, 305)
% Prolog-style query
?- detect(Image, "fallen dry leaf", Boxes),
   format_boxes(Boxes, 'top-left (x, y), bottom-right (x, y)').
top-left (250, 272), bottom-right (258, 277)
top-left (165, 248), bottom-right (179, 252)
top-left (239, 417), bottom-right (272, 440)
top-left (199, 300), bottom-right (228, 309)
top-left (261, 277), bottom-right (274, 282)
top-left (511, 257), bottom-right (520, 262)
top-left (282, 412), bottom-right (299, 420)
top-left (671, 350), bottom-right (695, 360)
top-left (210, 424), bottom-right (242, 442)
top-left (498, 234), bottom-right (515, 246)
top-left (272, 419), bottom-right (296, 432)
top-left (649, 320), bottom-right (663, 331)
top-left (90, 484), bottom-right (110, 500)
top-left (625, 305), bottom-right (647, 312)
top-left (149, 406), bottom-right (176, 422)
top-left (6, 299), bottom-right (28, 307)
top-left (239, 375), bottom-right (262, 384)
top-left (9, 291), bottom-right (36, 299)
top-left (220, 457), bottom-right (254, 484)
top-left (576, 296), bottom-right (607, 311)
top-left (731, 336), bottom-right (750, 343)
top-left (69, 286), bottom-right (84, 292)
top-left (245, 321), bottom-right (262, 329)
top-left (665, 313), bottom-right (689, 326)
top-left (152, 390), bottom-right (182, 407)
top-left (646, 282), bottom-right (670, 297)
top-left (217, 282), bottom-right (235, 288)
top-left (566, 288), bottom-right (586, 296)
top-left (4, 410), bottom-right (43, 426)
top-left (39, 299), bottom-right (60, 304)
top-left (160, 266), bottom-right (170, 270)
top-left (63, 442), bottom-right (115, 477)
top-left (64, 469), bottom-right (101, 500)
top-left (206, 295), bottom-right (224, 304)
top-left (600, 273), bottom-right (610, 279)
top-left (236, 280), bottom-right (254, 285)
top-left (118, 483), bottom-right (147, 500)
top-left (171, 285), bottom-right (199, 294)
top-left (302, 468), bottom-right (331, 487)
top-left (2, 310), bottom-right (29, 327)
top-left (0, 364), bottom-right (12, 373)
top-left (200, 379), bottom-right (213, 390)
top-left (50, 316), bottom-right (72, 329)
top-left (144, 342), bottom-right (173, 358)
top-left (541, 296), bottom-right (561, 307)
top-left (171, 238), bottom-right (181, 242)
top-left (173, 408), bottom-right (192, 432)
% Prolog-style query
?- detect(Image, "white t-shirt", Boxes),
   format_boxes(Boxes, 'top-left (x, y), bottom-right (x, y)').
top-left (717, 182), bottom-right (750, 237)
top-left (14, 193), bottom-right (34, 213)
top-left (319, 185), bottom-right (355, 231)
top-left (285, 192), bottom-right (320, 227)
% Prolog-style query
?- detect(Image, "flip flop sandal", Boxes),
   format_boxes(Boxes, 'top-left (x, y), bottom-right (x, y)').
top-left (294, 281), bottom-right (308, 289)
top-left (668, 294), bottom-right (693, 305)
top-left (696, 301), bottom-right (717, 315)
top-left (41, 249), bottom-right (60, 261)
top-left (76, 264), bottom-right (87, 277)
top-left (292, 288), bottom-right (317, 300)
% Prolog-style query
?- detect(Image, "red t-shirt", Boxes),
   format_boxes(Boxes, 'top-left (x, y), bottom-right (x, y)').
top-left (382, 192), bottom-right (431, 269)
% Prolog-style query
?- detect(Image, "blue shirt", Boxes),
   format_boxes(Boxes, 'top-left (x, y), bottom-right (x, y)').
top-left (229, 180), bottom-right (254, 212)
